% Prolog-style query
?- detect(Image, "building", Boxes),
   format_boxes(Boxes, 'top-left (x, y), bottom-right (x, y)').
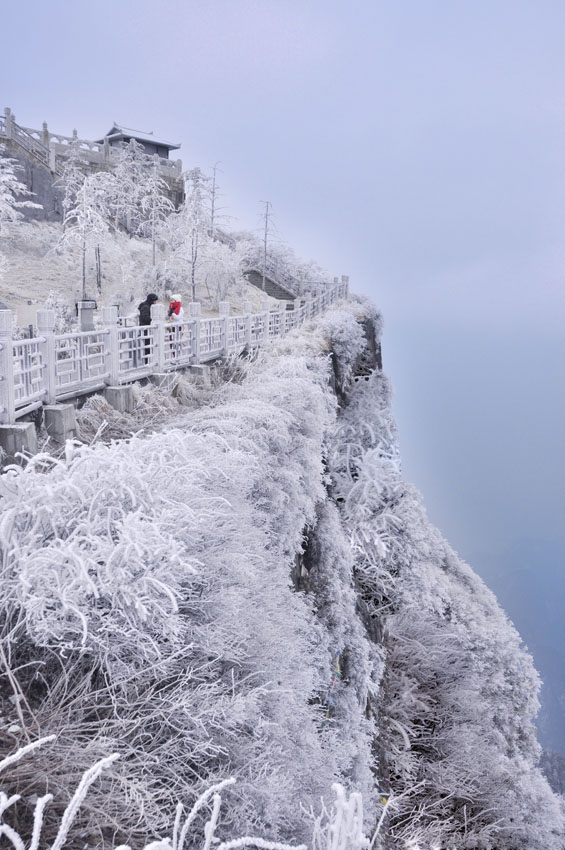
top-left (0, 107), bottom-right (184, 220)
top-left (96, 123), bottom-right (181, 160)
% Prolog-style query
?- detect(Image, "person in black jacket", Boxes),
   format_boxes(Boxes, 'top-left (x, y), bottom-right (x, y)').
top-left (138, 293), bottom-right (158, 325)
top-left (138, 294), bottom-right (158, 363)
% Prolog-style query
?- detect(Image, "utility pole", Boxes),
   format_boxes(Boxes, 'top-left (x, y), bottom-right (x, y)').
top-left (260, 200), bottom-right (272, 291)
top-left (210, 161), bottom-right (222, 239)
top-left (95, 245), bottom-right (102, 293)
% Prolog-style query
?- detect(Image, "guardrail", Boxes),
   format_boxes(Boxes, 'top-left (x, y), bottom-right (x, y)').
top-left (1, 108), bottom-right (181, 180)
top-left (244, 253), bottom-right (342, 298)
top-left (0, 278), bottom-right (349, 424)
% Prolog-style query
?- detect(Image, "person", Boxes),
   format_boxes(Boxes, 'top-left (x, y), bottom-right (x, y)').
top-left (167, 293), bottom-right (184, 322)
top-left (139, 293), bottom-right (158, 325)
top-left (166, 293), bottom-right (185, 360)
top-left (138, 293), bottom-right (158, 363)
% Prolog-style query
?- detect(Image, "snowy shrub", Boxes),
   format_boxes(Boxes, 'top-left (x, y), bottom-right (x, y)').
top-left (0, 739), bottom-right (304, 850)
top-left (326, 336), bottom-right (565, 849)
top-left (0, 301), bottom-right (563, 850)
top-left (44, 290), bottom-right (75, 334)
top-left (0, 319), bottom-right (381, 846)
top-left (317, 311), bottom-right (366, 393)
top-left (0, 146), bottom-right (42, 230)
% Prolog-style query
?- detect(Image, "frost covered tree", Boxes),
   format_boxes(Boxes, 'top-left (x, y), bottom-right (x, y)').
top-left (137, 158), bottom-right (175, 267)
top-left (196, 238), bottom-right (249, 306)
top-left (0, 145), bottom-right (42, 284)
top-left (0, 145), bottom-right (42, 232)
top-left (110, 138), bottom-right (148, 233)
top-left (55, 136), bottom-right (87, 233)
top-left (109, 139), bottom-right (174, 250)
top-left (177, 167), bottom-right (211, 301)
top-left (58, 172), bottom-right (110, 297)
top-left (44, 290), bottom-right (75, 333)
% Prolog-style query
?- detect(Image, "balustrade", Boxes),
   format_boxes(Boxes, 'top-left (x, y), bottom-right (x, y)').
top-left (0, 279), bottom-right (349, 424)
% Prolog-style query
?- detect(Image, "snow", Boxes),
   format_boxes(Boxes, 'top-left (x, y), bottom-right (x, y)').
top-left (0, 300), bottom-right (563, 849)
top-left (0, 220), bottom-right (268, 327)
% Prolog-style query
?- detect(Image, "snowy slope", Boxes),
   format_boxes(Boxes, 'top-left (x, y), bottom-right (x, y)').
top-left (0, 220), bottom-right (274, 327)
top-left (0, 299), bottom-right (562, 850)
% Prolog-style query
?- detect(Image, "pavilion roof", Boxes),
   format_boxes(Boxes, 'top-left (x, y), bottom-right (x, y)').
top-left (96, 123), bottom-right (180, 150)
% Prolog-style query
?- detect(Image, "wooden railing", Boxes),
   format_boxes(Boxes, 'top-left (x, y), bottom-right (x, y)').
top-left (0, 279), bottom-right (349, 424)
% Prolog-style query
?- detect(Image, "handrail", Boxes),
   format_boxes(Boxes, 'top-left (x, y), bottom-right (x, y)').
top-left (0, 280), bottom-right (349, 424)
top-left (1, 113), bottom-right (66, 176)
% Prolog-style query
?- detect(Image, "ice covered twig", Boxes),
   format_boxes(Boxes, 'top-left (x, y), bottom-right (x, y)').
top-left (50, 752), bottom-right (120, 850)
top-left (0, 735), bottom-right (57, 775)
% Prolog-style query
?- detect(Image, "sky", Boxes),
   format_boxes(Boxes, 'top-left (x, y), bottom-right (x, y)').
top-left (3, 0), bottom-right (565, 747)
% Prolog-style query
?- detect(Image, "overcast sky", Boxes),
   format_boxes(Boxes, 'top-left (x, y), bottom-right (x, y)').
top-left (4, 0), bottom-right (565, 745)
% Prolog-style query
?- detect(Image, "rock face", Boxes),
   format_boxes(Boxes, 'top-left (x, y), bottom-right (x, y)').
top-left (325, 304), bottom-right (563, 849)
top-left (1, 143), bottom-right (64, 222)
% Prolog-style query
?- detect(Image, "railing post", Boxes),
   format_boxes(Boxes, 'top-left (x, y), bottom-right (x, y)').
top-left (37, 308), bottom-right (56, 403)
top-left (4, 108), bottom-right (13, 141)
top-left (77, 298), bottom-right (96, 331)
top-left (260, 299), bottom-right (270, 341)
top-left (219, 301), bottom-right (230, 355)
top-left (0, 310), bottom-right (16, 424)
top-left (102, 306), bottom-right (119, 385)
top-left (333, 277), bottom-right (339, 303)
top-left (189, 302), bottom-right (201, 363)
top-left (304, 293), bottom-right (313, 320)
top-left (243, 300), bottom-right (253, 348)
top-left (151, 303), bottom-right (166, 372)
top-left (293, 298), bottom-right (302, 326)
top-left (49, 140), bottom-right (57, 173)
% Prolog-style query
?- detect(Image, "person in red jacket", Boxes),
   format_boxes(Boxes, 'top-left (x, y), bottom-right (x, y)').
top-left (167, 293), bottom-right (184, 359)
top-left (167, 293), bottom-right (184, 322)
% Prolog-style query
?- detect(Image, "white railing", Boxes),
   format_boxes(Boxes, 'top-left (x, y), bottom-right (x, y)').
top-left (0, 278), bottom-right (349, 424)
top-left (244, 253), bottom-right (338, 298)
top-left (116, 324), bottom-right (159, 380)
top-left (1, 108), bottom-right (181, 180)
top-left (13, 338), bottom-right (46, 416)
top-left (54, 331), bottom-right (110, 400)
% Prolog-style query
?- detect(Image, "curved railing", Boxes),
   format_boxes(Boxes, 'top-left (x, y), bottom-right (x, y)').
top-left (0, 279), bottom-right (349, 424)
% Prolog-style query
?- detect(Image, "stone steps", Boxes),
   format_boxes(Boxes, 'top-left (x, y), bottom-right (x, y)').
top-left (243, 269), bottom-right (296, 301)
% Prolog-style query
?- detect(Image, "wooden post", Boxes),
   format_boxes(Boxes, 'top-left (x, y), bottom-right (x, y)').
top-left (189, 302), bottom-right (201, 363)
top-left (36, 308), bottom-right (57, 403)
top-left (0, 310), bottom-right (16, 424)
top-left (101, 306), bottom-right (119, 385)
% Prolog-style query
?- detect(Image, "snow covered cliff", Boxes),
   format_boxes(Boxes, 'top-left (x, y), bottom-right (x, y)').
top-left (0, 297), bottom-right (563, 849)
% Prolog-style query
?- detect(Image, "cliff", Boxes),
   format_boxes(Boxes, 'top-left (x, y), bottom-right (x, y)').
top-left (0, 298), bottom-right (562, 849)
